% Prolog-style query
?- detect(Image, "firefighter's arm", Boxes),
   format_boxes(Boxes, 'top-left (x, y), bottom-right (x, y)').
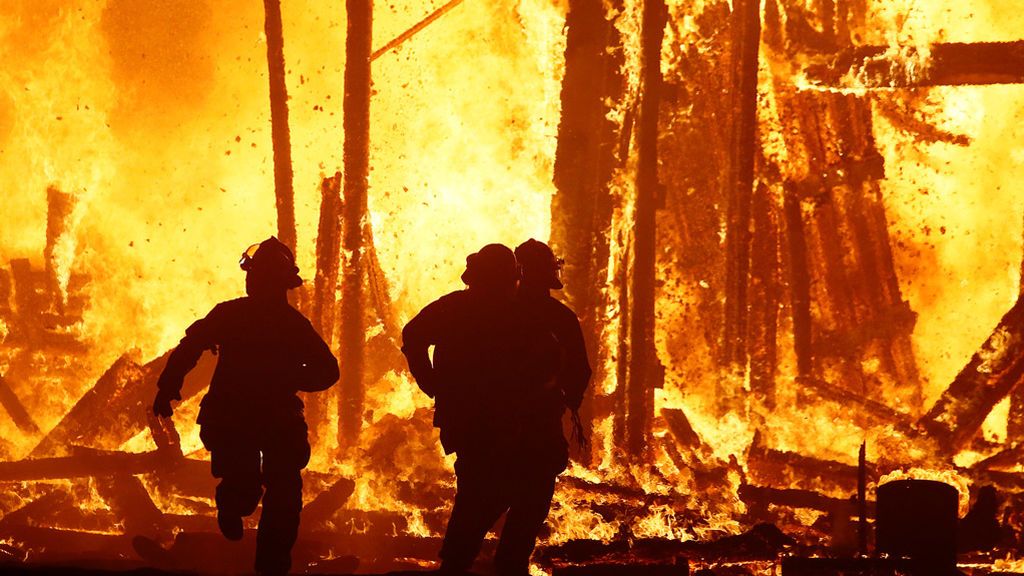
top-left (293, 321), bottom-right (340, 392)
top-left (153, 308), bottom-right (221, 417)
top-left (401, 300), bottom-right (445, 398)
top-left (559, 309), bottom-right (592, 411)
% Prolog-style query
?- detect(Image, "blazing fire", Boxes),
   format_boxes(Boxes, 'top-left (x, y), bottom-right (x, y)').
top-left (2, 0), bottom-right (1024, 574)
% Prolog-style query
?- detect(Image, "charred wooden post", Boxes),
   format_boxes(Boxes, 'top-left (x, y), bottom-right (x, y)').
top-left (782, 187), bottom-right (813, 380)
top-left (748, 182), bottom-right (780, 408)
top-left (624, 0), bottom-right (668, 459)
top-left (43, 186), bottom-right (76, 311)
top-left (0, 374), bottom-right (40, 435)
top-left (263, 0), bottom-right (296, 253)
top-left (551, 0), bottom-right (626, 449)
top-left (721, 0), bottom-right (763, 374)
top-left (920, 295), bottom-right (1024, 454)
top-left (9, 259), bottom-right (44, 346)
top-left (312, 172), bottom-right (343, 344)
top-left (339, 0), bottom-right (372, 446)
top-left (308, 173), bottom-right (343, 454)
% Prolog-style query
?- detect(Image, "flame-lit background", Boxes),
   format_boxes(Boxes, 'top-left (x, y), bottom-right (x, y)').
top-left (2, 0), bottom-right (1024, 573)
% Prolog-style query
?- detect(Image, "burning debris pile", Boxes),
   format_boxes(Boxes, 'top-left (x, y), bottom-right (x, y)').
top-left (3, 0), bottom-right (1024, 574)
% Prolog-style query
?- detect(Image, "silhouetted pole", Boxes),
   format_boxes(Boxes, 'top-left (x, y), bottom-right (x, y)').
top-left (551, 0), bottom-right (625, 462)
top-left (721, 0), bottom-right (762, 372)
top-left (339, 0), bottom-right (372, 446)
top-left (263, 0), bottom-right (296, 254)
top-left (625, 0), bottom-right (667, 460)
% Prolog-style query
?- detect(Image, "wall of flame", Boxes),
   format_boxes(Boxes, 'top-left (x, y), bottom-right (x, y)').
top-left (1, 0), bottom-right (1024, 552)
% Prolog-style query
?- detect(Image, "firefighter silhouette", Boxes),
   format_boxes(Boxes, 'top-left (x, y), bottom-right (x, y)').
top-left (402, 241), bottom-right (591, 576)
top-left (152, 237), bottom-right (339, 575)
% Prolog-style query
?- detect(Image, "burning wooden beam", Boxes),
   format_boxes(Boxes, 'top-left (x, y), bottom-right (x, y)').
top-left (311, 172), bottom-right (343, 342)
top-left (803, 41), bottom-right (1024, 89)
top-left (95, 474), bottom-right (165, 538)
top-left (369, 0), bottom-right (466, 61)
top-left (739, 483), bottom-right (873, 516)
top-left (263, 0), bottom-right (296, 253)
top-left (0, 373), bottom-right (40, 435)
top-left (31, 350), bottom-right (215, 458)
top-left (338, 0), bottom-right (372, 447)
top-left (746, 431), bottom-right (873, 494)
top-left (624, 0), bottom-right (668, 460)
top-left (748, 181), bottom-right (781, 409)
top-left (799, 376), bottom-right (916, 434)
top-left (783, 186), bottom-right (814, 380)
top-left (551, 0), bottom-right (626, 455)
top-left (0, 449), bottom-right (165, 481)
top-left (301, 477), bottom-right (356, 527)
top-left (919, 295), bottom-right (1024, 454)
top-left (43, 186), bottom-right (76, 313)
top-left (721, 0), bottom-right (764, 372)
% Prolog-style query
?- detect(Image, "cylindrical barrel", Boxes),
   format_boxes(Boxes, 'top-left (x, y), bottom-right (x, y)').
top-left (876, 479), bottom-right (958, 566)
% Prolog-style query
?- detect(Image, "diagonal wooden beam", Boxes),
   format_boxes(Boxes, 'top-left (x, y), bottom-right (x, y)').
top-left (0, 374), bottom-right (40, 435)
top-left (370, 0), bottom-right (466, 62)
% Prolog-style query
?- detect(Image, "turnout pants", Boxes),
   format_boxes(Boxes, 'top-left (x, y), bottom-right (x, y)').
top-left (439, 445), bottom-right (564, 576)
top-left (200, 417), bottom-right (311, 574)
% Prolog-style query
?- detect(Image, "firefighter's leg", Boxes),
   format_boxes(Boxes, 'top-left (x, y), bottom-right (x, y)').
top-left (201, 425), bottom-right (262, 540)
top-left (439, 457), bottom-right (508, 573)
top-left (493, 470), bottom-right (557, 576)
top-left (254, 420), bottom-right (310, 575)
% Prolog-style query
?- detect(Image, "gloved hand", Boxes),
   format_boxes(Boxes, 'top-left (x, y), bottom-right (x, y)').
top-left (152, 389), bottom-right (181, 418)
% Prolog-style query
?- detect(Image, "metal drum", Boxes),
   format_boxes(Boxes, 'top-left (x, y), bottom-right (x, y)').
top-left (876, 479), bottom-right (959, 567)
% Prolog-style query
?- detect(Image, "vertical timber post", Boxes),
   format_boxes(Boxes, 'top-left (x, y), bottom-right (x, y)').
top-left (339, 0), bottom-right (372, 447)
top-left (551, 0), bottom-right (625, 462)
top-left (625, 0), bottom-right (667, 460)
top-left (721, 0), bottom-right (762, 376)
top-left (263, 0), bottom-right (296, 254)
